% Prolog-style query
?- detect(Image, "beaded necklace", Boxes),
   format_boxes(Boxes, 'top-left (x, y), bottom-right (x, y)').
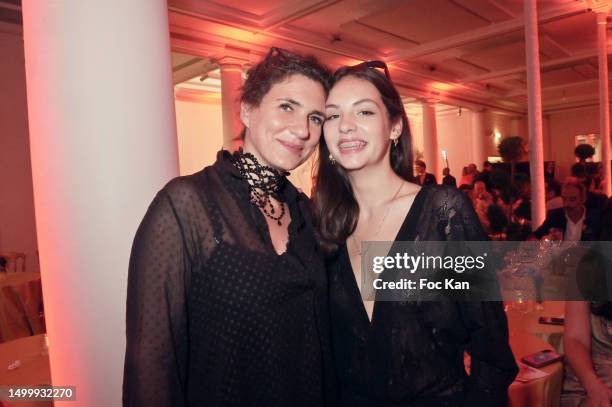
top-left (232, 151), bottom-right (289, 226)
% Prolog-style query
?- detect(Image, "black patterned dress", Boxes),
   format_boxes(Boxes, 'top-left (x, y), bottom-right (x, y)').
top-left (328, 185), bottom-right (518, 406)
top-left (123, 151), bottom-right (335, 406)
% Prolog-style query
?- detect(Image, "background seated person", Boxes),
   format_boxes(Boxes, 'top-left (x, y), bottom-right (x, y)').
top-left (533, 177), bottom-right (602, 242)
top-left (561, 301), bottom-right (612, 407)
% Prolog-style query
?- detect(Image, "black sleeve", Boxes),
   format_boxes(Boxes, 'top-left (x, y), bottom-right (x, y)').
top-left (532, 212), bottom-right (554, 239)
top-left (459, 301), bottom-right (518, 407)
top-left (123, 186), bottom-right (191, 407)
top-left (445, 188), bottom-right (519, 406)
top-left (600, 199), bottom-right (612, 240)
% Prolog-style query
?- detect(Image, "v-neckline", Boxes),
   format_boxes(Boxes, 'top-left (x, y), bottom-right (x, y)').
top-left (341, 186), bottom-right (427, 329)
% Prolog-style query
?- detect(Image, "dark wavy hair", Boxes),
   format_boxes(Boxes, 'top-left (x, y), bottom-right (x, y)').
top-left (313, 64), bottom-right (414, 253)
top-left (239, 47), bottom-right (331, 138)
top-left (591, 302), bottom-right (612, 320)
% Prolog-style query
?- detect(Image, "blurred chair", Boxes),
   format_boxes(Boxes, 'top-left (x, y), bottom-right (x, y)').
top-left (1, 252), bottom-right (25, 272)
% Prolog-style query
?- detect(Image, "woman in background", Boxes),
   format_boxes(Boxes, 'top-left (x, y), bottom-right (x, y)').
top-left (123, 48), bottom-right (336, 406)
top-left (562, 301), bottom-right (612, 407)
top-left (314, 61), bottom-right (517, 406)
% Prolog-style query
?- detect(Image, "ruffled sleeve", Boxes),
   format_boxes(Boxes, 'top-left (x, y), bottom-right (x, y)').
top-left (436, 187), bottom-right (519, 406)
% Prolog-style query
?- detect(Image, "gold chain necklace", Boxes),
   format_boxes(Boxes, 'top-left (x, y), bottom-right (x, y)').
top-left (350, 180), bottom-right (404, 257)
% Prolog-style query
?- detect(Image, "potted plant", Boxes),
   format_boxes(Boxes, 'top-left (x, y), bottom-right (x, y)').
top-left (574, 143), bottom-right (595, 163)
top-left (497, 136), bottom-right (526, 183)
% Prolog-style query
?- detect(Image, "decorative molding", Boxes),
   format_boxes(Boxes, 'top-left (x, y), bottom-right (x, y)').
top-left (386, 2), bottom-right (589, 63)
top-left (596, 10), bottom-right (610, 22)
top-left (217, 57), bottom-right (247, 71)
top-left (541, 95), bottom-right (609, 112)
top-left (421, 95), bottom-right (441, 105)
top-left (254, 1), bottom-right (342, 33)
top-left (175, 88), bottom-right (222, 104)
top-left (486, 0), bottom-right (517, 19)
top-left (214, 45), bottom-right (252, 64)
top-left (167, 1), bottom-right (596, 116)
top-left (169, 0), bottom-right (340, 30)
top-left (0, 6), bottom-right (20, 25)
top-left (506, 78), bottom-right (609, 98)
top-left (0, 19), bottom-right (21, 35)
top-left (544, 101), bottom-right (611, 114)
top-left (589, 1), bottom-right (612, 14)
top-left (168, 8), bottom-right (529, 114)
top-left (0, 1), bottom-right (21, 11)
top-left (462, 46), bottom-right (612, 83)
top-left (173, 57), bottom-right (218, 85)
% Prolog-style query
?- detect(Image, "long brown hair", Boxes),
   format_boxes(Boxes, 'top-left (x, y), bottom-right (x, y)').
top-left (313, 64), bottom-right (414, 253)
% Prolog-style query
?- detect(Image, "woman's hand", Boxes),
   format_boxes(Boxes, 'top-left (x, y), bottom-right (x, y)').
top-left (564, 301), bottom-right (610, 407)
top-left (584, 378), bottom-right (612, 407)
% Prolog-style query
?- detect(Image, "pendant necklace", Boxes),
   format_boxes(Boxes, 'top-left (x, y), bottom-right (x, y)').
top-left (350, 180), bottom-right (404, 257)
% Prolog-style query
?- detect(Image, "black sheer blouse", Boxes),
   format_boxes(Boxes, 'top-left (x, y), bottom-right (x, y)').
top-left (123, 151), bottom-right (335, 406)
top-left (328, 185), bottom-right (518, 407)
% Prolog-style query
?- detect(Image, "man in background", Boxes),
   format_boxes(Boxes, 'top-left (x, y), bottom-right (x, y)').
top-left (533, 178), bottom-right (602, 241)
top-left (442, 167), bottom-right (456, 187)
top-left (414, 160), bottom-right (437, 185)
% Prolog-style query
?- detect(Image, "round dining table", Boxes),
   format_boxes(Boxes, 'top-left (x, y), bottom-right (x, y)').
top-left (506, 300), bottom-right (565, 351)
top-left (508, 331), bottom-right (564, 407)
top-left (0, 333), bottom-right (52, 406)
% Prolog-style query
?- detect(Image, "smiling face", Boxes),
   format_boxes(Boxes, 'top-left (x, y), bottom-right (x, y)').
top-left (241, 74), bottom-right (326, 172)
top-left (323, 76), bottom-right (401, 172)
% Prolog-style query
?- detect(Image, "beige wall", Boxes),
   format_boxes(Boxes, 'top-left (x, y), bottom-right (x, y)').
top-left (0, 29), bottom-right (39, 272)
top-left (175, 99), bottom-right (224, 175)
top-left (409, 108), bottom-right (521, 180)
top-left (436, 111), bottom-right (472, 179)
top-left (548, 106), bottom-right (603, 182)
top-left (434, 110), bottom-right (515, 178)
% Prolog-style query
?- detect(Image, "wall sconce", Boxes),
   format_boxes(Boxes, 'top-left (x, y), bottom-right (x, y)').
top-left (441, 150), bottom-right (449, 168)
top-left (494, 131), bottom-right (502, 143)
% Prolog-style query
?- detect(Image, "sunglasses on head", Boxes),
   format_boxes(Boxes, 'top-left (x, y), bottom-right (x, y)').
top-left (347, 60), bottom-right (391, 80)
top-left (266, 46), bottom-right (301, 62)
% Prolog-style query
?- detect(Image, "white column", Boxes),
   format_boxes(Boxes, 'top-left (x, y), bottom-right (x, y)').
top-left (22, 1), bottom-right (179, 405)
top-left (524, 0), bottom-right (546, 229)
top-left (219, 57), bottom-right (244, 152)
top-left (422, 98), bottom-right (440, 181)
top-left (597, 12), bottom-right (611, 196)
top-left (471, 108), bottom-right (486, 168)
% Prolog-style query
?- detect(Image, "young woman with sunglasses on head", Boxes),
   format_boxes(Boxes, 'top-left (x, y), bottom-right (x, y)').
top-left (314, 62), bottom-right (518, 406)
top-left (123, 48), bottom-right (337, 406)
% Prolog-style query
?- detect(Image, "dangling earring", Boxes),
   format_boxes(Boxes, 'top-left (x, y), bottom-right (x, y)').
top-left (328, 153), bottom-right (336, 165)
top-left (393, 138), bottom-right (399, 148)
